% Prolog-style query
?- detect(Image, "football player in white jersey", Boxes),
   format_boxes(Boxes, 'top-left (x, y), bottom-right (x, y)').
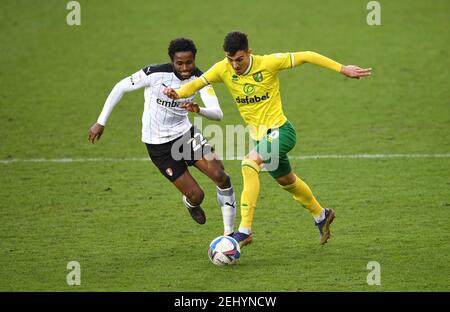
top-left (88, 38), bottom-right (236, 235)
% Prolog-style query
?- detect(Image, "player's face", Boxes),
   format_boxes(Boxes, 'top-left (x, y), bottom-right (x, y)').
top-left (172, 51), bottom-right (196, 80)
top-left (226, 49), bottom-right (252, 75)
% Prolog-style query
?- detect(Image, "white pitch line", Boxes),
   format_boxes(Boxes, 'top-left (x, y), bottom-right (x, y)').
top-left (0, 157), bottom-right (149, 164)
top-left (289, 153), bottom-right (450, 160)
top-left (1, 153), bottom-right (450, 164)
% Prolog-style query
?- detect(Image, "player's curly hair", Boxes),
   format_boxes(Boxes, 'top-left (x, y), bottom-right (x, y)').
top-left (168, 38), bottom-right (197, 60)
top-left (223, 31), bottom-right (248, 55)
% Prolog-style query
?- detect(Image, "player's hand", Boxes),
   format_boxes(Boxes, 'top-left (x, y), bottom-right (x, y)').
top-left (163, 87), bottom-right (180, 99)
top-left (88, 122), bottom-right (104, 144)
top-left (179, 102), bottom-right (200, 113)
top-left (340, 65), bottom-right (372, 79)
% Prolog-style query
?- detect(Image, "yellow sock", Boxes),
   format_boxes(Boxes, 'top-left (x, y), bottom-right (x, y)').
top-left (239, 159), bottom-right (260, 230)
top-left (281, 175), bottom-right (324, 217)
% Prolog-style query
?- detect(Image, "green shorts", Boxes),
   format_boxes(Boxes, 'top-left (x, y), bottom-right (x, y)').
top-left (254, 120), bottom-right (297, 179)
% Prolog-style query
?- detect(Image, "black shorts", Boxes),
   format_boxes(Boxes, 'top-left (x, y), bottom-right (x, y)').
top-left (145, 127), bottom-right (213, 182)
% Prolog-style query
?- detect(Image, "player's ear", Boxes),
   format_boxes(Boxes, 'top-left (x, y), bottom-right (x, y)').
top-left (247, 48), bottom-right (253, 55)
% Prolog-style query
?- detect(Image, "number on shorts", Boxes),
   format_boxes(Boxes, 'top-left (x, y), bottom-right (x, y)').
top-left (187, 132), bottom-right (207, 152)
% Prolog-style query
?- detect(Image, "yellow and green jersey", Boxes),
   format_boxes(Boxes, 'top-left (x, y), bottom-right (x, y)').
top-left (177, 51), bottom-right (342, 140)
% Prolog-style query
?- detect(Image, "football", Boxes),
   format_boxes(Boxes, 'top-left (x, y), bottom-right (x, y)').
top-left (208, 236), bottom-right (241, 266)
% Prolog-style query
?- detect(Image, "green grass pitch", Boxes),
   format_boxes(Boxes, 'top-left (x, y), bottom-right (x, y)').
top-left (0, 0), bottom-right (449, 291)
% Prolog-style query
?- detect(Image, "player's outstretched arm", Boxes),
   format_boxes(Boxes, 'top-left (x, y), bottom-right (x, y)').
top-left (179, 98), bottom-right (223, 121)
top-left (293, 51), bottom-right (371, 79)
top-left (89, 71), bottom-right (149, 144)
top-left (178, 83), bottom-right (223, 120)
top-left (164, 76), bottom-right (208, 99)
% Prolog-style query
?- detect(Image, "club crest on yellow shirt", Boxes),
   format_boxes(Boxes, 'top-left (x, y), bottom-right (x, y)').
top-left (253, 72), bottom-right (263, 82)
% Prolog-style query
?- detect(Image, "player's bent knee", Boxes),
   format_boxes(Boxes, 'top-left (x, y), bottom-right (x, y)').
top-left (241, 159), bottom-right (260, 174)
top-left (276, 172), bottom-right (297, 186)
top-left (241, 159), bottom-right (254, 167)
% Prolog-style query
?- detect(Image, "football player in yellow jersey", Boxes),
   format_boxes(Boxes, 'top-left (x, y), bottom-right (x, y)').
top-left (164, 31), bottom-right (371, 247)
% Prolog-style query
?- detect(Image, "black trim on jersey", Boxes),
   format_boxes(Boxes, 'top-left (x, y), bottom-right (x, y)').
top-left (142, 63), bottom-right (173, 76)
top-left (141, 63), bottom-right (203, 81)
top-left (192, 67), bottom-right (203, 78)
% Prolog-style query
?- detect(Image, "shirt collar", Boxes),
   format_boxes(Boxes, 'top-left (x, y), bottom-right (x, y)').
top-left (241, 55), bottom-right (253, 76)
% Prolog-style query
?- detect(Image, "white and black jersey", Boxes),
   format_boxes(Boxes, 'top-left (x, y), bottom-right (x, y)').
top-left (97, 63), bottom-right (223, 144)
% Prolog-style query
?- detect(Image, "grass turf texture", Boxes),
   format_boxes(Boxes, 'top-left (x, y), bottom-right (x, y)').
top-left (1, 0), bottom-right (449, 291)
